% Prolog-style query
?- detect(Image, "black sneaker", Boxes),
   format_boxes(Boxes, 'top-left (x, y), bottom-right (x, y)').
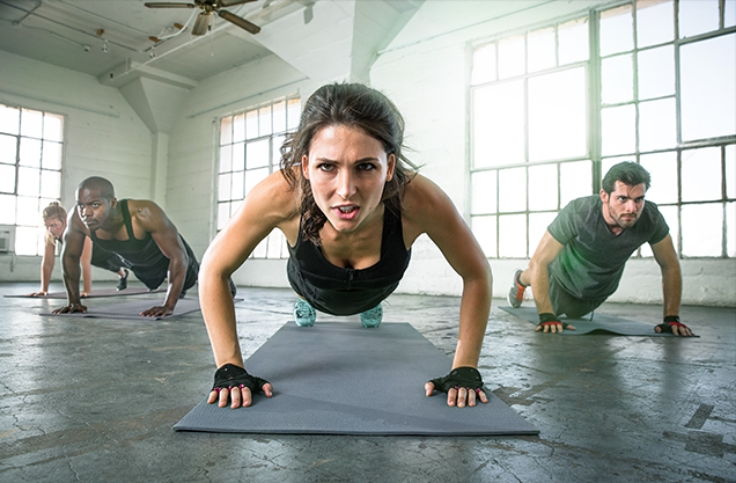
top-left (116, 269), bottom-right (129, 291)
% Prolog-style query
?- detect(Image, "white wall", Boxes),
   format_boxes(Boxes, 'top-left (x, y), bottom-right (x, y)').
top-left (0, 50), bottom-right (152, 283)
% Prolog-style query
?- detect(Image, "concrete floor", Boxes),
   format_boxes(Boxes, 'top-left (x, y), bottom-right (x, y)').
top-left (0, 281), bottom-right (734, 483)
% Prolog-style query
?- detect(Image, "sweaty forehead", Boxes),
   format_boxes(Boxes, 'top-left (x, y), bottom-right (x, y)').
top-left (76, 188), bottom-right (104, 202)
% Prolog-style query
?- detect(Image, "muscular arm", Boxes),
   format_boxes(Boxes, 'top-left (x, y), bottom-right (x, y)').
top-left (527, 231), bottom-right (565, 316)
top-left (130, 200), bottom-right (191, 316)
top-left (54, 212), bottom-right (88, 312)
top-left (80, 236), bottom-right (93, 295)
top-left (403, 176), bottom-right (492, 407)
top-left (651, 234), bottom-right (682, 317)
top-left (37, 237), bottom-right (56, 295)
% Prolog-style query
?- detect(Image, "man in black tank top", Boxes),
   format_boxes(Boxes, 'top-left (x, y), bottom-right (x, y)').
top-left (53, 176), bottom-right (207, 318)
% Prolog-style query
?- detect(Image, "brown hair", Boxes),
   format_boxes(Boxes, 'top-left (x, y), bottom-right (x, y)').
top-left (280, 82), bottom-right (417, 244)
top-left (42, 201), bottom-right (66, 222)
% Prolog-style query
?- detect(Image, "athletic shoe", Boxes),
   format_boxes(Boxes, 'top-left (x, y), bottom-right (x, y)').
top-left (116, 269), bottom-right (129, 291)
top-left (360, 303), bottom-right (383, 328)
top-left (294, 298), bottom-right (316, 327)
top-left (507, 269), bottom-right (526, 308)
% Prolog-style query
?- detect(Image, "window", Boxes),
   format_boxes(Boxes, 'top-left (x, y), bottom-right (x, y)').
top-left (470, 0), bottom-right (736, 259)
top-left (0, 104), bottom-right (63, 256)
top-left (217, 97), bottom-right (301, 258)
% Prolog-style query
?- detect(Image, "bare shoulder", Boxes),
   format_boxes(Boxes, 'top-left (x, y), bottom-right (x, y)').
top-left (125, 199), bottom-right (168, 227)
top-left (401, 174), bottom-right (459, 244)
top-left (242, 169), bottom-right (301, 222)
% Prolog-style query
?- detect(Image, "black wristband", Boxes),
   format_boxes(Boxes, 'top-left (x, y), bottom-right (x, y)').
top-left (429, 366), bottom-right (484, 394)
top-left (212, 363), bottom-right (269, 394)
top-left (538, 313), bottom-right (558, 324)
top-left (664, 315), bottom-right (680, 323)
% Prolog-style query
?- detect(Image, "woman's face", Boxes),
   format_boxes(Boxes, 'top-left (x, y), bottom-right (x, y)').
top-left (302, 124), bottom-right (395, 234)
top-left (44, 216), bottom-right (66, 239)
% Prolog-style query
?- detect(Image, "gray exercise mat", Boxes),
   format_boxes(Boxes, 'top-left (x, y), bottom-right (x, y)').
top-left (40, 298), bottom-right (200, 320)
top-left (500, 306), bottom-right (698, 337)
top-left (5, 287), bottom-right (165, 299)
top-left (174, 322), bottom-right (538, 436)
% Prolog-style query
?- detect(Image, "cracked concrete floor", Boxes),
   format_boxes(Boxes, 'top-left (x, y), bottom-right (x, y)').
top-left (0, 282), bottom-right (734, 482)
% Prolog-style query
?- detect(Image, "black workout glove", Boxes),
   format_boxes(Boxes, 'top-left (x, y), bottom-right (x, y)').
top-left (655, 315), bottom-right (689, 334)
top-left (537, 312), bottom-right (569, 330)
top-left (212, 364), bottom-right (269, 394)
top-left (429, 366), bottom-right (484, 394)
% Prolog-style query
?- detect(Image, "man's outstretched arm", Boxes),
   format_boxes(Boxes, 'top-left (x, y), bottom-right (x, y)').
top-left (651, 235), bottom-right (691, 336)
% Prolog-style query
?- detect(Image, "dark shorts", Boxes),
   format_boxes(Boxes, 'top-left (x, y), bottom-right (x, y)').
top-left (549, 276), bottom-right (608, 318)
top-left (129, 239), bottom-right (199, 291)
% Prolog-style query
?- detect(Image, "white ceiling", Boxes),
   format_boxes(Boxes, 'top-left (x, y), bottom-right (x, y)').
top-left (0, 0), bottom-right (423, 84)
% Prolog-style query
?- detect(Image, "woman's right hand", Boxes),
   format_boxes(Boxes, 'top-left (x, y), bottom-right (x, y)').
top-left (28, 291), bottom-right (48, 297)
top-left (207, 364), bottom-right (273, 408)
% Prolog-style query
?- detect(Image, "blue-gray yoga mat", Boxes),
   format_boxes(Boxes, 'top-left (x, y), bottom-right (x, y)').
top-left (174, 322), bottom-right (538, 436)
top-left (39, 298), bottom-right (200, 320)
top-left (500, 306), bottom-right (698, 337)
top-left (5, 287), bottom-right (165, 299)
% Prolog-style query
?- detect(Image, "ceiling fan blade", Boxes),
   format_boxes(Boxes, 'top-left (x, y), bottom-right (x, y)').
top-left (192, 12), bottom-right (211, 35)
top-left (218, 9), bottom-right (261, 34)
top-left (144, 2), bottom-right (196, 8)
top-left (219, 0), bottom-right (257, 7)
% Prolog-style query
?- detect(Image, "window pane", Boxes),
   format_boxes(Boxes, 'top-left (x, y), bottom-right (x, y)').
top-left (600, 4), bottom-right (634, 56)
top-left (43, 113), bottom-right (63, 142)
top-left (217, 202), bottom-right (230, 230)
top-left (19, 138), bottom-right (41, 167)
top-left (639, 98), bottom-right (677, 151)
top-left (245, 167), bottom-right (269, 196)
top-left (636, 0), bottom-right (674, 48)
top-left (499, 214), bottom-right (527, 257)
top-left (640, 151), bottom-right (678, 204)
top-left (498, 167), bottom-right (526, 213)
top-left (638, 45), bottom-right (675, 99)
top-left (641, 204), bottom-right (678, 256)
top-left (727, 202), bottom-right (736, 257)
top-left (20, 109), bottom-right (43, 138)
top-left (529, 212), bottom-right (557, 249)
top-left (560, 160), bottom-right (592, 207)
top-left (272, 135), bottom-right (285, 168)
top-left (726, 144), bottom-right (736, 199)
top-left (681, 203), bottom-right (722, 256)
top-left (601, 104), bottom-right (636, 156)
top-left (527, 27), bottom-right (555, 73)
top-left (0, 133), bottom-right (17, 162)
top-left (0, 105), bottom-right (20, 135)
top-left (40, 170), bottom-right (60, 199)
top-left (498, 35), bottom-right (525, 79)
top-left (15, 226), bottom-right (38, 255)
top-left (471, 43), bottom-right (497, 85)
top-left (252, 238), bottom-right (268, 258)
top-left (601, 53), bottom-right (634, 104)
top-left (266, 230), bottom-right (283, 259)
top-left (42, 141), bottom-right (62, 170)
top-left (218, 173), bottom-right (232, 201)
top-left (678, 0), bottom-right (719, 38)
top-left (233, 113), bottom-right (245, 143)
top-left (272, 100), bottom-right (286, 133)
top-left (246, 139), bottom-right (269, 169)
top-left (287, 98), bottom-right (301, 130)
top-left (471, 215), bottom-right (496, 257)
top-left (528, 67), bottom-right (587, 162)
top-left (245, 110), bottom-right (258, 140)
top-left (528, 164), bottom-right (558, 211)
top-left (219, 144), bottom-right (232, 173)
top-left (259, 106), bottom-right (272, 136)
top-left (0, 194), bottom-right (16, 224)
top-left (232, 172), bottom-right (244, 200)
top-left (680, 34), bottom-right (736, 141)
top-left (16, 195), bottom-right (38, 226)
top-left (220, 116), bottom-right (232, 145)
top-left (727, 0), bottom-right (736, 28)
top-left (471, 170), bottom-right (497, 214)
top-left (17, 167), bottom-right (39, 196)
top-left (681, 147), bottom-right (721, 202)
top-left (232, 142), bottom-right (245, 171)
top-left (558, 17), bottom-right (589, 65)
top-left (473, 81), bottom-right (525, 167)
top-left (0, 164), bottom-right (15, 193)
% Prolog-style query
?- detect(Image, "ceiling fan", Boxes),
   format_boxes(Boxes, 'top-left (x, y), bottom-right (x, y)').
top-left (144, 0), bottom-right (261, 36)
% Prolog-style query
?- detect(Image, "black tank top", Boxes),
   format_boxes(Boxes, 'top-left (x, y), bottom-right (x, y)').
top-left (89, 199), bottom-right (169, 272)
top-left (287, 207), bottom-right (412, 316)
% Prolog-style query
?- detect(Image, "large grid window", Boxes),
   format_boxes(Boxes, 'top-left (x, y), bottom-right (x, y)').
top-left (0, 104), bottom-right (64, 256)
top-left (218, 97), bottom-right (301, 258)
top-left (470, 0), bottom-right (736, 259)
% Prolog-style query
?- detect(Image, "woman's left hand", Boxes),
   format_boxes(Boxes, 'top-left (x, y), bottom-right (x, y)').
top-left (425, 366), bottom-right (488, 408)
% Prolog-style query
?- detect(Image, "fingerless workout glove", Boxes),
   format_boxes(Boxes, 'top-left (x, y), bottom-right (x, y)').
top-left (656, 315), bottom-right (687, 334)
top-left (212, 364), bottom-right (269, 393)
top-left (538, 312), bottom-right (569, 329)
top-left (429, 366), bottom-right (484, 393)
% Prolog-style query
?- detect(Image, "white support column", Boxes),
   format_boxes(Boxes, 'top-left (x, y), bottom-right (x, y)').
top-left (151, 132), bottom-right (169, 209)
